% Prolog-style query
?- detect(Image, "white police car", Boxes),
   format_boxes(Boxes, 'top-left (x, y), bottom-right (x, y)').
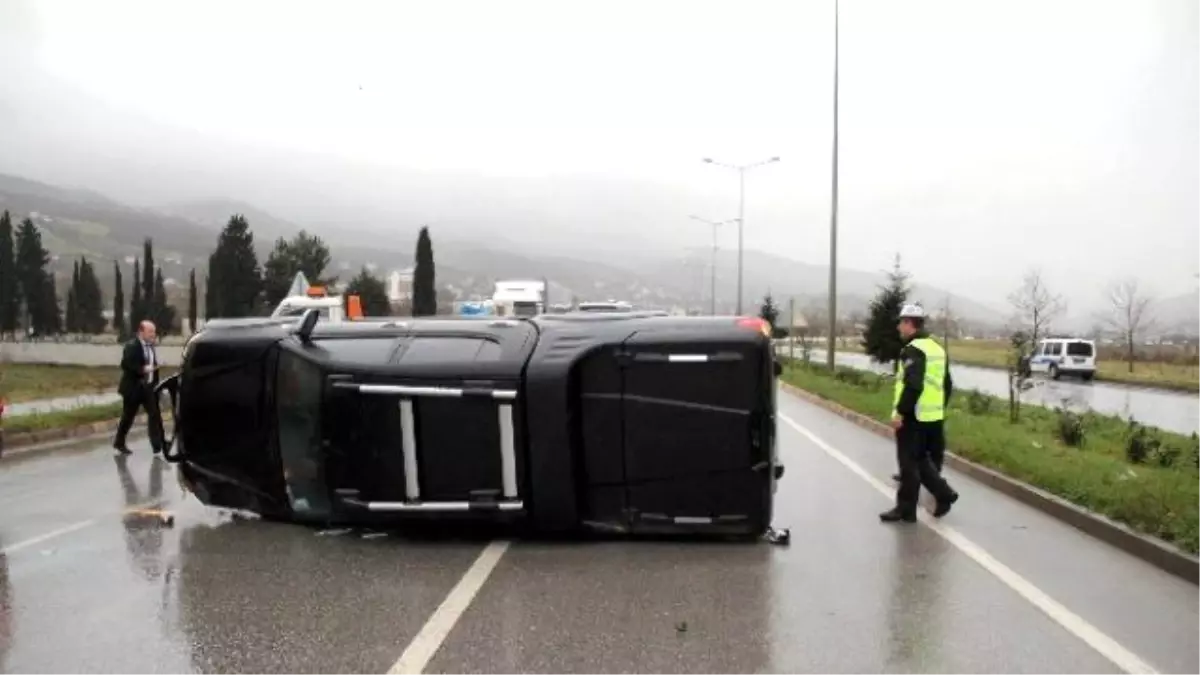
top-left (1030, 337), bottom-right (1097, 381)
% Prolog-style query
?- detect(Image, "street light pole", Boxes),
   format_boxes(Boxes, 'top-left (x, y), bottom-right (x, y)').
top-left (826, 0), bottom-right (840, 370)
top-left (702, 156), bottom-right (780, 316)
top-left (689, 215), bottom-right (736, 315)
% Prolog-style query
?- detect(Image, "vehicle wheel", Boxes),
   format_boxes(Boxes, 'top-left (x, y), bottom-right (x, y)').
top-left (1081, 371), bottom-right (1094, 382)
top-left (1048, 364), bottom-right (1060, 380)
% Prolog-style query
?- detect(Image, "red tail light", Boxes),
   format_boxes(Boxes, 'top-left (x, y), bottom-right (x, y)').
top-left (736, 317), bottom-right (772, 338)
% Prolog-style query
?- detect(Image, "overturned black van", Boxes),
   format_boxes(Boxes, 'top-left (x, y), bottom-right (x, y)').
top-left (157, 310), bottom-right (784, 537)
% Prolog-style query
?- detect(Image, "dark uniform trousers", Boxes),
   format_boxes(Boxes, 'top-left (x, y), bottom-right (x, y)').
top-left (895, 418), bottom-right (954, 515)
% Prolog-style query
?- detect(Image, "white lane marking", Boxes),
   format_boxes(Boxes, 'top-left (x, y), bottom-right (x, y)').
top-left (777, 412), bottom-right (1160, 675)
top-left (0, 497), bottom-right (171, 556)
top-left (389, 540), bottom-right (511, 674)
top-left (1, 519), bottom-right (96, 555)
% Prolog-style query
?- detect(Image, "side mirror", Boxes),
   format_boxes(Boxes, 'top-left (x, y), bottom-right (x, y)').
top-left (296, 309), bottom-right (320, 344)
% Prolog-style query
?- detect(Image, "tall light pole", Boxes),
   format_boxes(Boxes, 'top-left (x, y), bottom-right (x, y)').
top-left (826, 0), bottom-right (840, 370)
top-left (702, 156), bottom-right (780, 315)
top-left (689, 215), bottom-right (738, 315)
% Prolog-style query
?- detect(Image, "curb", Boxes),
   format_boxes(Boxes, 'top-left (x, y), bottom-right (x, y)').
top-left (779, 380), bottom-right (1200, 585)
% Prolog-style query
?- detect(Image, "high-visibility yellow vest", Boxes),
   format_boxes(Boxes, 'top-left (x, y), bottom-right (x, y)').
top-left (893, 337), bottom-right (947, 422)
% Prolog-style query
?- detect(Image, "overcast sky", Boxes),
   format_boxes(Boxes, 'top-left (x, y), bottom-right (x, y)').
top-left (1, 0), bottom-right (1197, 312)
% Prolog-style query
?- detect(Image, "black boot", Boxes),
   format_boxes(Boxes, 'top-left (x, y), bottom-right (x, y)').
top-left (933, 491), bottom-right (959, 518)
top-left (879, 508), bottom-right (917, 523)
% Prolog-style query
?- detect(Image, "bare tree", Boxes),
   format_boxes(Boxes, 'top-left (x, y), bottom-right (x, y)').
top-left (1008, 268), bottom-right (1066, 346)
top-left (1103, 278), bottom-right (1155, 373)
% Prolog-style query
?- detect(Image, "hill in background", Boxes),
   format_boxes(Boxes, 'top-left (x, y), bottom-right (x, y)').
top-left (6, 170), bottom-right (1193, 336)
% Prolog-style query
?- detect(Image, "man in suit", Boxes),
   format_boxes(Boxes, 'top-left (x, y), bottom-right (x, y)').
top-left (114, 320), bottom-right (164, 455)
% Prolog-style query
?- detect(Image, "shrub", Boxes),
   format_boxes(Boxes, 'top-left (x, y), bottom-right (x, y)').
top-left (833, 367), bottom-right (867, 387)
top-left (1125, 421), bottom-right (1160, 465)
top-left (1153, 445), bottom-right (1181, 469)
top-left (965, 389), bottom-right (992, 416)
top-left (1055, 407), bottom-right (1086, 448)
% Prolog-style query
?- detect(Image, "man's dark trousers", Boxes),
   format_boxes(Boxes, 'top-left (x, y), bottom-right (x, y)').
top-left (895, 419), bottom-right (954, 516)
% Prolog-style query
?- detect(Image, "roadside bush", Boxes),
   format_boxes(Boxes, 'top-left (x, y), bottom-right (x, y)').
top-left (1124, 421), bottom-right (1159, 465)
top-left (833, 367), bottom-right (867, 387)
top-left (965, 389), bottom-right (992, 416)
top-left (1153, 445), bottom-right (1181, 469)
top-left (1055, 407), bottom-right (1086, 448)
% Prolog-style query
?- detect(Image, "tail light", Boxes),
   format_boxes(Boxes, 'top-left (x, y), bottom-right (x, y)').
top-left (736, 317), bottom-right (772, 338)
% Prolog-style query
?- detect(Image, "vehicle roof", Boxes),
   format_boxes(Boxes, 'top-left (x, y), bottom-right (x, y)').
top-left (193, 312), bottom-right (765, 342)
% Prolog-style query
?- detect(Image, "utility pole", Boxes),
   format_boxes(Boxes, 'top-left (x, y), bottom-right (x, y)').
top-left (942, 294), bottom-right (952, 358)
top-left (826, 0), bottom-right (840, 370)
top-left (689, 215), bottom-right (735, 315)
top-left (789, 296), bottom-right (796, 360)
top-left (702, 157), bottom-right (779, 316)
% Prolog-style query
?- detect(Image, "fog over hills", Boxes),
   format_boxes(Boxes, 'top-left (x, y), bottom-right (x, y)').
top-left (1, 171), bottom-right (1017, 326)
top-left (1, 0), bottom-right (1195, 334)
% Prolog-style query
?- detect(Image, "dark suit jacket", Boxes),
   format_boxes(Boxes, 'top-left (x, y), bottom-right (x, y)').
top-left (119, 339), bottom-right (160, 398)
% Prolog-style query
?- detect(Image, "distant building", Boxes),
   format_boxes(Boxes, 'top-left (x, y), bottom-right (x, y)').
top-left (387, 268), bottom-right (415, 303)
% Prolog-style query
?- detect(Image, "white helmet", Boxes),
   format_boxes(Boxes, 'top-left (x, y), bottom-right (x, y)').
top-left (899, 303), bottom-right (926, 319)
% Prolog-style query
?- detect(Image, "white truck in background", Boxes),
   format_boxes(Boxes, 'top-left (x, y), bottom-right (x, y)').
top-left (492, 280), bottom-right (546, 317)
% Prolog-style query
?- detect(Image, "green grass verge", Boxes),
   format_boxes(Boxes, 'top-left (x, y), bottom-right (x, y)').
top-left (1, 401), bottom-right (124, 434)
top-left (781, 361), bottom-right (1200, 554)
top-left (0, 363), bottom-right (181, 404)
top-left (830, 340), bottom-right (1200, 393)
top-left (0, 363), bottom-right (122, 402)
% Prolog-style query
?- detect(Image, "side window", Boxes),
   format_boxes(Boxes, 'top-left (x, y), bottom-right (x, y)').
top-left (276, 350), bottom-right (330, 518)
top-left (1050, 342), bottom-right (1063, 356)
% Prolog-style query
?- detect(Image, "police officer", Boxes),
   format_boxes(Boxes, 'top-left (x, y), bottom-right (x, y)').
top-left (880, 304), bottom-right (959, 523)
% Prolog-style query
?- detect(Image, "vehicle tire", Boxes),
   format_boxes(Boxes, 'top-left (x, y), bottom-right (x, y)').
top-left (1081, 371), bottom-right (1094, 382)
top-left (1048, 364), bottom-right (1060, 380)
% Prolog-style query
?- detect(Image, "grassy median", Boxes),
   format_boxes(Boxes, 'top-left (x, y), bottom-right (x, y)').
top-left (0, 363), bottom-right (122, 402)
top-left (782, 361), bottom-right (1200, 554)
top-left (0, 363), bottom-right (181, 403)
top-left (828, 339), bottom-right (1199, 392)
top-left (1, 401), bottom-right (125, 434)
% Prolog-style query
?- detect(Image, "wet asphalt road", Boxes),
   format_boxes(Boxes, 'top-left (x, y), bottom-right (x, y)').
top-left (0, 389), bottom-right (1196, 674)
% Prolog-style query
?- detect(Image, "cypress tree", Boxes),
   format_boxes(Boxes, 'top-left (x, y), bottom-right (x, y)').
top-left (66, 259), bottom-right (79, 333)
top-left (77, 256), bottom-right (105, 333)
top-left (113, 260), bottom-right (126, 339)
top-left (131, 259), bottom-right (142, 327)
top-left (412, 226), bottom-right (437, 316)
top-left (0, 210), bottom-right (17, 337)
top-left (141, 238), bottom-right (155, 323)
top-left (42, 273), bottom-right (62, 335)
top-left (207, 215), bottom-right (262, 317)
top-left (188, 268), bottom-right (198, 334)
top-left (14, 217), bottom-right (51, 335)
top-left (153, 267), bottom-right (175, 334)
